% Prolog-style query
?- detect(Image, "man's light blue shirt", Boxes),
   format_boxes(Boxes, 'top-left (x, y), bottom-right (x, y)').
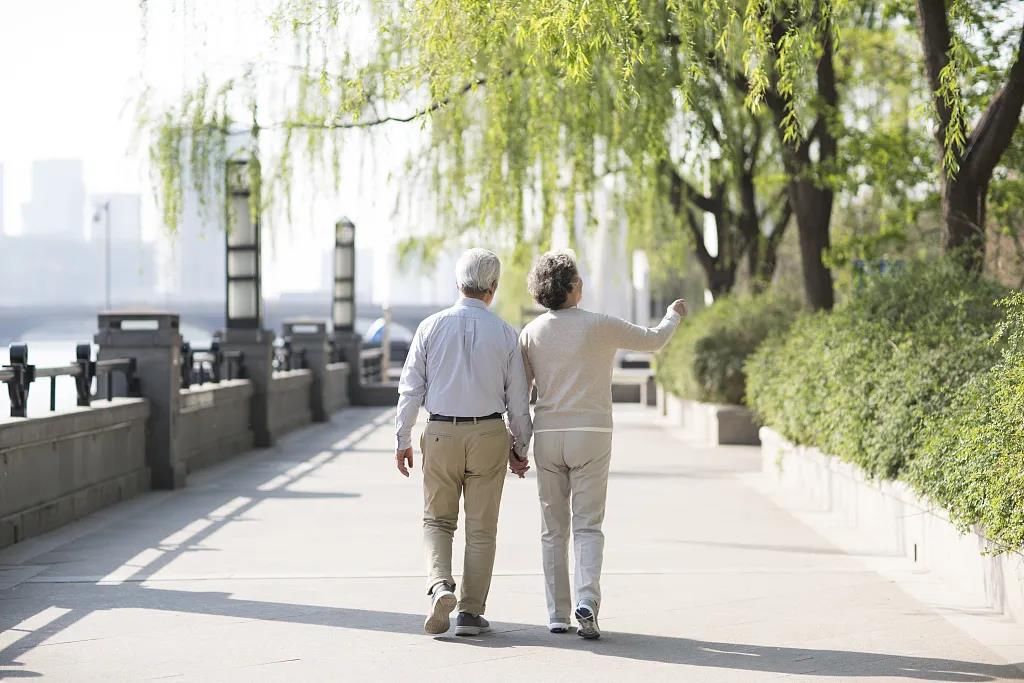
top-left (396, 297), bottom-right (533, 457)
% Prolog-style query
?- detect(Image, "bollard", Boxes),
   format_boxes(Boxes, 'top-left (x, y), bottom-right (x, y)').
top-left (95, 312), bottom-right (185, 489)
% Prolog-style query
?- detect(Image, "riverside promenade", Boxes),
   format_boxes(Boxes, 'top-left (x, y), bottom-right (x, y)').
top-left (0, 405), bottom-right (1021, 682)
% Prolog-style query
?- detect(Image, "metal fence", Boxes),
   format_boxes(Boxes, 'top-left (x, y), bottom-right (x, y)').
top-left (358, 347), bottom-right (384, 384)
top-left (181, 339), bottom-right (246, 388)
top-left (272, 337), bottom-right (307, 373)
top-left (0, 343), bottom-right (138, 418)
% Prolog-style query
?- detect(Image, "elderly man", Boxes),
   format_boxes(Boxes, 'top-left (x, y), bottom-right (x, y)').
top-left (396, 248), bottom-right (533, 636)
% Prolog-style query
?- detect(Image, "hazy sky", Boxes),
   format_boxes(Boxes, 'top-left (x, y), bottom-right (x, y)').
top-left (0, 0), bottom-right (454, 302)
top-left (0, 1), bottom-right (143, 216)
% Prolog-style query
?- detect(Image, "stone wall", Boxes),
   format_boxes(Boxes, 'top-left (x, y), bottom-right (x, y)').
top-left (324, 362), bottom-right (350, 415)
top-left (178, 380), bottom-right (254, 473)
top-left (761, 426), bottom-right (1024, 626)
top-left (0, 398), bottom-right (150, 549)
top-left (268, 370), bottom-right (314, 440)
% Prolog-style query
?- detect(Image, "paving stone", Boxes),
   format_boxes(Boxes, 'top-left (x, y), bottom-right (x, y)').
top-left (0, 406), bottom-right (1020, 682)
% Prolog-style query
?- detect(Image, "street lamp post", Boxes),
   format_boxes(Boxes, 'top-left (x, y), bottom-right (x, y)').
top-left (333, 217), bottom-right (355, 336)
top-left (221, 148), bottom-right (274, 446)
top-left (225, 158), bottom-right (262, 330)
top-left (332, 217), bottom-right (362, 399)
top-left (92, 200), bottom-right (112, 310)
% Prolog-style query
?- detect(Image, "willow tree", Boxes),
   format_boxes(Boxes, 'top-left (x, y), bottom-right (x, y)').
top-left (382, 0), bottom-right (843, 306)
top-left (138, 1), bottom-right (822, 304)
top-left (141, 0), bottom-right (1015, 308)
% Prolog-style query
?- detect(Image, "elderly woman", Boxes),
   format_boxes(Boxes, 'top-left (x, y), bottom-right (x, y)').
top-left (518, 250), bottom-right (686, 639)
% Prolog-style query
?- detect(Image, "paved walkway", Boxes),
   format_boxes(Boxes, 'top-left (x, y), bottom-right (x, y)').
top-left (0, 406), bottom-right (1021, 682)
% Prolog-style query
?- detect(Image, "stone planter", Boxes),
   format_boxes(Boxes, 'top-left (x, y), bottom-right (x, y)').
top-left (761, 426), bottom-right (1024, 625)
top-left (661, 390), bottom-right (760, 445)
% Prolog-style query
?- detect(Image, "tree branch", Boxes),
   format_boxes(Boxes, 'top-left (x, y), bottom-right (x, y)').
top-left (915, 0), bottom-right (954, 151)
top-left (663, 159), bottom-right (721, 214)
top-left (278, 75), bottom-right (489, 131)
top-left (814, 3), bottom-right (839, 162)
top-left (962, 19), bottom-right (1024, 182)
top-left (769, 193), bottom-right (793, 247)
top-left (666, 160), bottom-right (715, 269)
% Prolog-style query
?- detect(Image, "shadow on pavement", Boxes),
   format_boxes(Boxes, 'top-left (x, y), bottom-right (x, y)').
top-left (0, 406), bottom-right (1020, 681)
top-left (6, 583), bottom-right (1021, 681)
top-left (0, 408), bottom-right (392, 680)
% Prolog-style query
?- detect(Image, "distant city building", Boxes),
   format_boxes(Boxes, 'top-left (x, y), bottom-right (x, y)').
top-left (156, 186), bottom-right (226, 304)
top-left (21, 160), bottom-right (86, 239)
top-left (0, 234), bottom-right (101, 305)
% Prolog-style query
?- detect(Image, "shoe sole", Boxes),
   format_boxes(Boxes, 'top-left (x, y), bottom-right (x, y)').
top-left (454, 625), bottom-right (491, 637)
top-left (575, 607), bottom-right (601, 640)
top-left (549, 626), bottom-right (569, 634)
top-left (424, 593), bottom-right (457, 634)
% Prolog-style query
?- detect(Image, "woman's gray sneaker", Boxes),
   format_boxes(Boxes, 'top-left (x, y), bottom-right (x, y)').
top-left (548, 621), bottom-right (570, 634)
top-left (454, 612), bottom-right (491, 636)
top-left (574, 600), bottom-right (600, 640)
top-left (424, 585), bottom-right (457, 634)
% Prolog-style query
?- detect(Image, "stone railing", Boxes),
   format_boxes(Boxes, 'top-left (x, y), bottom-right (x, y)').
top-left (178, 379), bottom-right (254, 472)
top-left (0, 398), bottom-right (149, 547)
top-left (0, 313), bottom-right (376, 550)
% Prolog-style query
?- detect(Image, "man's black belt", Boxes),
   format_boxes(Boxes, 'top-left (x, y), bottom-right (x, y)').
top-left (428, 412), bottom-right (503, 424)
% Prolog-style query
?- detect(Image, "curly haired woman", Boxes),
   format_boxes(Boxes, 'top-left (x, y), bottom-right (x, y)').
top-left (518, 250), bottom-right (687, 639)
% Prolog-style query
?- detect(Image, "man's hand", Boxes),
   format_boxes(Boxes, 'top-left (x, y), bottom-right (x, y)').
top-left (509, 448), bottom-right (530, 478)
top-left (396, 447), bottom-right (414, 477)
top-left (670, 298), bottom-right (688, 319)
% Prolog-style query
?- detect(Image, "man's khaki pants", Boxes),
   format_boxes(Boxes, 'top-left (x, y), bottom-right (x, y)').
top-left (533, 430), bottom-right (613, 623)
top-left (421, 419), bottom-right (511, 616)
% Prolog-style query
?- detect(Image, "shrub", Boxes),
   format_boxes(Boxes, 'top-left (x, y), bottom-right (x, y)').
top-left (656, 294), bottom-right (797, 406)
top-left (746, 259), bottom-right (1005, 479)
top-left (908, 292), bottom-right (1024, 551)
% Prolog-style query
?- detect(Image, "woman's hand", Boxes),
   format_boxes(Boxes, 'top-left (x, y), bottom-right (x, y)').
top-left (509, 448), bottom-right (530, 478)
top-left (669, 298), bottom-right (688, 318)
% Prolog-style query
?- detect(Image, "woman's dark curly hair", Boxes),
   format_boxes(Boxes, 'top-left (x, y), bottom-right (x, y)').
top-left (528, 251), bottom-right (579, 310)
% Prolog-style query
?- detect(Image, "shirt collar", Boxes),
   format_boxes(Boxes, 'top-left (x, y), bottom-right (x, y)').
top-left (457, 296), bottom-right (489, 310)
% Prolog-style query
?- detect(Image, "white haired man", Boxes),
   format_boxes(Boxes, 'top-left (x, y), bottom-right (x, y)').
top-left (396, 248), bottom-right (533, 636)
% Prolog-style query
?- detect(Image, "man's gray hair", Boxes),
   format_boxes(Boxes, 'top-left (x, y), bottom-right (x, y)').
top-left (455, 248), bottom-right (502, 296)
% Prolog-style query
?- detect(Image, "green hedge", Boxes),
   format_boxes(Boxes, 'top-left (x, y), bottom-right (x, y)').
top-left (908, 293), bottom-right (1024, 551)
top-left (746, 260), bottom-right (1005, 479)
top-left (656, 294), bottom-right (797, 406)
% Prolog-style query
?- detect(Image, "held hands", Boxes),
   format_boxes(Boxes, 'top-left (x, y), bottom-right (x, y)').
top-left (397, 443), bottom-right (529, 478)
top-left (396, 447), bottom-right (414, 477)
top-left (509, 446), bottom-right (530, 479)
top-left (669, 298), bottom-right (688, 319)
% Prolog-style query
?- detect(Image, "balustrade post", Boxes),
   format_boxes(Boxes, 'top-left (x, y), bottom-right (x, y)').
top-left (222, 329), bottom-right (274, 447)
top-left (4, 344), bottom-right (33, 418)
top-left (284, 319), bottom-right (332, 421)
top-left (95, 312), bottom-right (185, 489)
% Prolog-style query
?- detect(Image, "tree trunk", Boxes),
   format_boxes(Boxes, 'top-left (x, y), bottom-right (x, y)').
top-left (916, 0), bottom-right (1024, 271)
top-left (761, 8), bottom-right (838, 310)
top-left (791, 179), bottom-right (835, 310)
top-left (747, 235), bottom-right (781, 293)
top-left (942, 176), bottom-right (988, 271)
top-left (703, 260), bottom-right (738, 300)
